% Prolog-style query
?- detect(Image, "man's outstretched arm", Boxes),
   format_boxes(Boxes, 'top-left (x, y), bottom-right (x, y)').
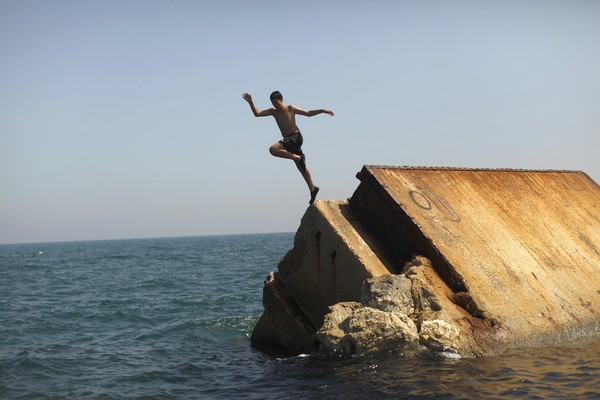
top-left (293, 105), bottom-right (334, 117)
top-left (242, 92), bottom-right (274, 117)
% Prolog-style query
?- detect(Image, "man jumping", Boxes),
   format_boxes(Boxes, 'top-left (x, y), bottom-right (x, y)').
top-left (242, 91), bottom-right (334, 204)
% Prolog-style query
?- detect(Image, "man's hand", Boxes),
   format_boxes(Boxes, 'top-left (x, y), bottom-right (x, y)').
top-left (243, 92), bottom-right (273, 117)
top-left (242, 92), bottom-right (253, 104)
top-left (324, 109), bottom-right (334, 116)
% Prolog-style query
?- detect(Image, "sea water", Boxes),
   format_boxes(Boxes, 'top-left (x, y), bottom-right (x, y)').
top-left (1, 233), bottom-right (599, 399)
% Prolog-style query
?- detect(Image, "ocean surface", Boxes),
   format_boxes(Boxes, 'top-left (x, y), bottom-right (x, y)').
top-left (1, 233), bottom-right (600, 399)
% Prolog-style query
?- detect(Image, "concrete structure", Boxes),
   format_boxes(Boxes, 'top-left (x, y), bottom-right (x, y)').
top-left (252, 166), bottom-right (600, 356)
top-left (252, 200), bottom-right (394, 354)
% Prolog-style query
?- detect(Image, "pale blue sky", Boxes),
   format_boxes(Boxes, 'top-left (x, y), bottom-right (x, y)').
top-left (1, 0), bottom-right (599, 244)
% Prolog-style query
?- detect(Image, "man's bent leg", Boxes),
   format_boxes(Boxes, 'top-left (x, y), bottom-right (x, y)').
top-left (269, 142), bottom-right (301, 161)
top-left (271, 141), bottom-right (318, 203)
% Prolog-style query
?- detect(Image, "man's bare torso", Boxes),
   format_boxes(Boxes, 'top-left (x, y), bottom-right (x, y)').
top-left (273, 105), bottom-right (300, 137)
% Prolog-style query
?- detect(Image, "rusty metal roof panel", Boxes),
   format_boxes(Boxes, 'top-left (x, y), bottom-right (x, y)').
top-left (351, 165), bottom-right (600, 335)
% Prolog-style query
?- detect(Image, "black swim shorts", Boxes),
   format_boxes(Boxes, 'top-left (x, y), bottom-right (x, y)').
top-left (279, 132), bottom-right (304, 155)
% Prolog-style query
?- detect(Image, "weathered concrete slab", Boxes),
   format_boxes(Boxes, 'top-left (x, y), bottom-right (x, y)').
top-left (277, 200), bottom-right (394, 328)
top-left (253, 165), bottom-right (600, 356)
top-left (350, 166), bottom-right (600, 342)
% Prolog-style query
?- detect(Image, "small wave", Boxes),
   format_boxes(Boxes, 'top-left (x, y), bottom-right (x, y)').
top-left (2, 349), bottom-right (63, 381)
top-left (209, 315), bottom-right (259, 333)
top-left (437, 351), bottom-right (463, 359)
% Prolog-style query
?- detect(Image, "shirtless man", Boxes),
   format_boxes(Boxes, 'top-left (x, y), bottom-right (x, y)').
top-left (242, 91), bottom-right (334, 204)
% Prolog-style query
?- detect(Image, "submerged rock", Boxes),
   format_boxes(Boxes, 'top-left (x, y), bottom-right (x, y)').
top-left (317, 302), bottom-right (418, 354)
top-left (419, 320), bottom-right (461, 353)
top-left (316, 256), bottom-right (466, 356)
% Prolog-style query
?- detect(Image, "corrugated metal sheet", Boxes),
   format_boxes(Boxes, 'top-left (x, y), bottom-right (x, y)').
top-left (351, 166), bottom-right (600, 335)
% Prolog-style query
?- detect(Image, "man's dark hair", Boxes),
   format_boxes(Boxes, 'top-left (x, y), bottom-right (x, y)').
top-left (270, 91), bottom-right (283, 101)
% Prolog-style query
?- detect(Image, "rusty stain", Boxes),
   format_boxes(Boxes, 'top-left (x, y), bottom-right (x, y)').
top-left (531, 272), bottom-right (538, 281)
top-left (580, 298), bottom-right (592, 309)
